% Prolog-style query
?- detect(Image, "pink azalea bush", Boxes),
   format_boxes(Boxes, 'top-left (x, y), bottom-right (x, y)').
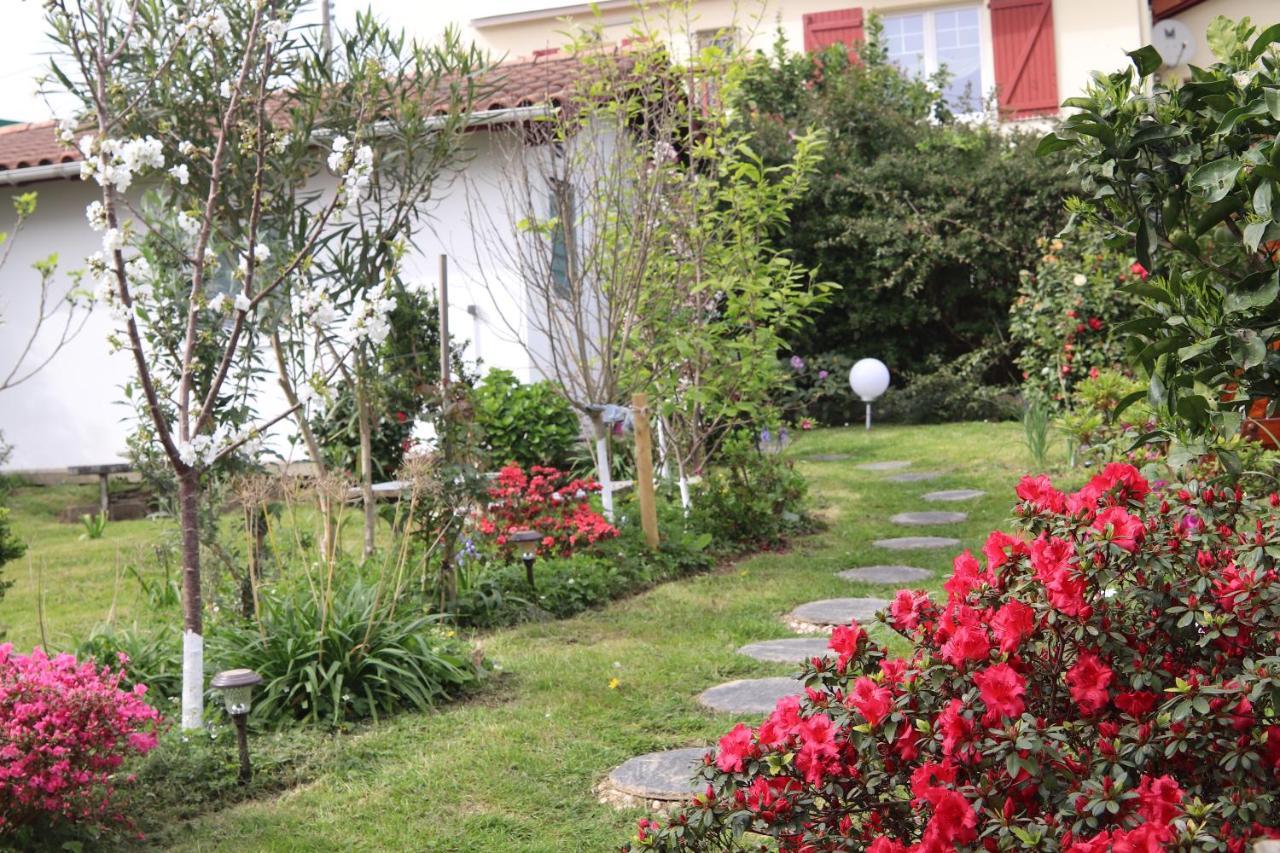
top-left (0, 644), bottom-right (162, 837)
top-left (628, 463), bottom-right (1280, 851)
top-left (477, 464), bottom-right (618, 559)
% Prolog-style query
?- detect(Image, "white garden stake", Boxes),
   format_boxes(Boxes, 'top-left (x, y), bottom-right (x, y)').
top-left (849, 358), bottom-right (891, 430)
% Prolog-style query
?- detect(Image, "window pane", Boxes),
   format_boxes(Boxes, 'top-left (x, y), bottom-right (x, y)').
top-left (882, 13), bottom-right (925, 79)
top-left (934, 7), bottom-right (983, 110)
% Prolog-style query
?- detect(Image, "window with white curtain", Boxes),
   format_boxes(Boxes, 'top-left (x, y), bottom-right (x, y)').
top-left (882, 5), bottom-right (985, 112)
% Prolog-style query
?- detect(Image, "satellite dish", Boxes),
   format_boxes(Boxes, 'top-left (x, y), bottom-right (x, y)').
top-left (1152, 18), bottom-right (1194, 68)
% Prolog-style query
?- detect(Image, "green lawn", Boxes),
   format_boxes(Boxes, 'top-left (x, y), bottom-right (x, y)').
top-left (3, 422), bottom-right (1061, 850)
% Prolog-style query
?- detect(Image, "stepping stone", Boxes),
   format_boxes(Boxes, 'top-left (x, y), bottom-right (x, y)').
top-left (923, 489), bottom-right (985, 502)
top-left (737, 637), bottom-right (831, 664)
top-left (604, 747), bottom-right (706, 804)
top-left (698, 677), bottom-right (803, 715)
top-left (856, 460), bottom-right (912, 471)
top-left (837, 565), bottom-right (932, 584)
top-left (886, 471), bottom-right (944, 482)
top-left (874, 536), bottom-right (960, 551)
top-left (807, 453), bottom-right (850, 462)
top-left (787, 597), bottom-right (889, 633)
top-left (891, 511), bottom-right (967, 526)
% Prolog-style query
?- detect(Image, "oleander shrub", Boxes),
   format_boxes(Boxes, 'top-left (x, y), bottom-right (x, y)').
top-left (471, 369), bottom-right (582, 470)
top-left (628, 463), bottom-right (1280, 851)
top-left (0, 645), bottom-right (163, 841)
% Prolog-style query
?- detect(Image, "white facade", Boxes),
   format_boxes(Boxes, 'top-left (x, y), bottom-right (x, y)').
top-left (0, 128), bottom-right (554, 471)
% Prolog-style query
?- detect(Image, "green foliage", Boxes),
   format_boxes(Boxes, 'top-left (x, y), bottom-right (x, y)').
top-left (876, 350), bottom-right (1020, 424)
top-left (1009, 224), bottom-right (1147, 407)
top-left (689, 431), bottom-right (813, 549)
top-left (79, 510), bottom-right (108, 540)
top-left (76, 624), bottom-right (182, 708)
top-left (212, 577), bottom-right (480, 728)
top-left (1023, 400), bottom-right (1053, 469)
top-left (0, 503), bottom-right (23, 637)
top-left (471, 369), bottom-right (581, 470)
top-left (1040, 17), bottom-right (1280, 448)
top-left (1055, 370), bottom-right (1162, 467)
top-left (735, 27), bottom-right (1072, 378)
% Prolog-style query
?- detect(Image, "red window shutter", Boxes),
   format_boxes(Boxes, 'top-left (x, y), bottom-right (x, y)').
top-left (802, 8), bottom-right (864, 54)
top-left (990, 0), bottom-right (1059, 119)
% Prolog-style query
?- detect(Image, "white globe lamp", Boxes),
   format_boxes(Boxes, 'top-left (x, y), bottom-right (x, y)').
top-left (849, 358), bottom-right (890, 430)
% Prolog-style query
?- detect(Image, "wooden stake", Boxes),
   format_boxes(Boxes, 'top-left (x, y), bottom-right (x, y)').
top-left (632, 393), bottom-right (660, 548)
top-left (438, 254), bottom-right (457, 605)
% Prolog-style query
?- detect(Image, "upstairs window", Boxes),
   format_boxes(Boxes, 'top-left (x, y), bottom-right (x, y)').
top-left (883, 5), bottom-right (985, 112)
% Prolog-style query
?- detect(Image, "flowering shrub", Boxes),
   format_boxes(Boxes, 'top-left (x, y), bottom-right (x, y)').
top-left (1009, 224), bottom-right (1144, 409)
top-left (628, 463), bottom-right (1280, 851)
top-left (0, 645), bottom-right (162, 837)
top-left (477, 465), bottom-right (617, 559)
top-left (1055, 371), bottom-right (1163, 468)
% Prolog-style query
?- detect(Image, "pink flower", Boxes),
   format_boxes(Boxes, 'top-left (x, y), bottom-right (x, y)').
top-left (991, 599), bottom-right (1035, 654)
top-left (1015, 474), bottom-right (1067, 514)
top-left (1092, 506), bottom-right (1145, 551)
top-left (1066, 650), bottom-right (1113, 715)
top-left (973, 662), bottom-right (1026, 725)
top-left (828, 622), bottom-right (866, 671)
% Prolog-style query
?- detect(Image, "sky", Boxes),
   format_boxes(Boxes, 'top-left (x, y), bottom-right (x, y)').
top-left (0, 0), bottom-right (537, 123)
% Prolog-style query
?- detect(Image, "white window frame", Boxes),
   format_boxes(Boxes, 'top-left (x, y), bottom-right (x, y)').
top-left (880, 3), bottom-right (996, 116)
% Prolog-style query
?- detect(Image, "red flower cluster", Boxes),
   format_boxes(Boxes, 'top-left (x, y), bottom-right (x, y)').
top-left (0, 645), bottom-right (162, 836)
top-left (627, 464), bottom-right (1280, 851)
top-left (476, 464), bottom-right (617, 558)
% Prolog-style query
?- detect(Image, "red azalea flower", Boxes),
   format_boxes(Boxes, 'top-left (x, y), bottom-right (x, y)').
top-left (867, 838), bottom-right (908, 853)
top-left (940, 618), bottom-right (991, 669)
top-left (945, 549), bottom-right (992, 605)
top-left (1093, 506), bottom-right (1145, 551)
top-left (849, 676), bottom-right (894, 727)
top-left (890, 588), bottom-right (930, 632)
top-left (1137, 774), bottom-right (1184, 825)
top-left (1131, 261), bottom-right (1149, 280)
top-left (983, 530), bottom-right (1028, 571)
top-left (936, 699), bottom-right (974, 758)
top-left (757, 695), bottom-right (802, 748)
top-left (919, 787), bottom-right (978, 849)
top-left (828, 622), bottom-right (866, 671)
top-left (973, 662), bottom-right (1026, 725)
top-left (1016, 474), bottom-right (1067, 514)
top-left (1114, 690), bottom-right (1159, 717)
top-left (1067, 650), bottom-right (1113, 715)
top-left (991, 599), bottom-right (1035, 654)
top-left (716, 723), bottom-right (754, 773)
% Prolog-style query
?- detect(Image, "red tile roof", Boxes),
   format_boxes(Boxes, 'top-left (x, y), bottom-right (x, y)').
top-left (0, 53), bottom-right (604, 177)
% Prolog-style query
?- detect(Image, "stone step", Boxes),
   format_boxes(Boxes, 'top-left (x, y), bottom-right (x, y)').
top-left (698, 677), bottom-right (803, 715)
top-left (786, 597), bottom-right (889, 633)
top-left (806, 453), bottom-right (850, 462)
top-left (856, 460), bottom-right (912, 471)
top-left (737, 637), bottom-right (831, 664)
top-left (923, 489), bottom-right (985, 502)
top-left (886, 471), bottom-right (944, 482)
top-left (891, 511), bottom-right (967, 526)
top-left (836, 565), bottom-right (931, 584)
top-left (601, 747), bottom-right (707, 809)
top-left (874, 536), bottom-right (960, 551)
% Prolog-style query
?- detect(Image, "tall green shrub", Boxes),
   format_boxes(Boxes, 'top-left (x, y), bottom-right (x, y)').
top-left (471, 369), bottom-right (581, 470)
top-left (733, 27), bottom-right (1072, 378)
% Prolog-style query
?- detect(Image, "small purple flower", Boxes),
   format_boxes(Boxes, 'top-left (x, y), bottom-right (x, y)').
top-left (789, 355), bottom-right (805, 371)
top-left (818, 370), bottom-right (829, 380)
top-left (761, 427), bottom-right (771, 445)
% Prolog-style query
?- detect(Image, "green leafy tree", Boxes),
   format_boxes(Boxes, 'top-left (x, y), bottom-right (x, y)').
top-left (1040, 17), bottom-right (1280, 459)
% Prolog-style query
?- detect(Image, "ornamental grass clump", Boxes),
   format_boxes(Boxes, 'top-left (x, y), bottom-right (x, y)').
top-left (629, 463), bottom-right (1280, 851)
top-left (0, 645), bottom-right (162, 839)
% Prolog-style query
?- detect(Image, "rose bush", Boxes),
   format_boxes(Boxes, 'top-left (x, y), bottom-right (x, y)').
top-left (478, 464), bottom-right (617, 559)
top-left (628, 463), bottom-right (1280, 851)
top-left (0, 645), bottom-right (162, 839)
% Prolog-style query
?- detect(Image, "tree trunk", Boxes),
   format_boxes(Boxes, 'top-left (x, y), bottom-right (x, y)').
top-left (589, 412), bottom-right (614, 521)
top-left (356, 376), bottom-right (376, 557)
top-left (178, 466), bottom-right (204, 730)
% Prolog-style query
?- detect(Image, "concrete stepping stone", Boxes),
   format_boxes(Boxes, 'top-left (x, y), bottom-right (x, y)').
top-left (856, 460), bottom-right (912, 471)
top-left (886, 471), bottom-right (944, 482)
top-left (602, 747), bottom-right (706, 808)
top-left (874, 536), bottom-right (960, 550)
top-left (786, 597), bottom-right (889, 633)
top-left (807, 453), bottom-right (850, 462)
top-left (737, 637), bottom-right (831, 664)
top-left (837, 565), bottom-right (932, 584)
top-left (891, 510), bottom-right (967, 526)
top-left (923, 489), bottom-right (985, 502)
top-left (698, 677), bottom-right (803, 715)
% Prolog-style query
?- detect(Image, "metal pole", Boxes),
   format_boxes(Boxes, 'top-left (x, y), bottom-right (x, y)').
top-left (233, 713), bottom-right (252, 784)
top-left (865, 402), bottom-right (872, 431)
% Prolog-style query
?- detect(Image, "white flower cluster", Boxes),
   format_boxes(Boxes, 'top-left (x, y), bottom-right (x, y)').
top-left (177, 423), bottom-right (263, 469)
top-left (182, 8), bottom-right (231, 41)
top-left (85, 201), bottom-right (107, 232)
top-left (177, 211), bottom-right (201, 238)
top-left (263, 18), bottom-right (288, 44)
top-left (299, 285), bottom-right (337, 327)
top-left (327, 136), bottom-right (374, 215)
top-left (57, 116), bottom-right (78, 146)
top-left (347, 290), bottom-right (396, 347)
top-left (169, 164), bottom-right (189, 185)
top-left (79, 135), bottom-right (165, 193)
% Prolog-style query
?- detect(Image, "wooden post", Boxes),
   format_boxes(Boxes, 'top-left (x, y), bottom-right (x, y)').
top-left (98, 473), bottom-right (109, 517)
top-left (632, 393), bottom-right (660, 549)
top-left (437, 255), bottom-right (457, 604)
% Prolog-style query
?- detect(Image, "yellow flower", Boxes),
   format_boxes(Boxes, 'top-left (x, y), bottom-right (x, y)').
top-left (608, 677), bottom-right (621, 690)
top-left (445, 630), bottom-right (456, 638)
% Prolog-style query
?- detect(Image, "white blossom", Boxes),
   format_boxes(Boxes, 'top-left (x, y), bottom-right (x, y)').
top-left (219, 80), bottom-right (232, 99)
top-left (346, 290), bottom-right (396, 346)
top-left (169, 164), bottom-right (189, 185)
top-left (1072, 273), bottom-right (1087, 286)
top-left (178, 140), bottom-right (196, 157)
top-left (264, 18), bottom-right (288, 43)
top-left (57, 117), bottom-right (77, 145)
top-left (102, 227), bottom-right (124, 254)
top-left (340, 145), bottom-right (374, 213)
top-left (209, 292), bottom-right (231, 313)
top-left (234, 291), bottom-right (252, 313)
top-left (205, 9), bottom-right (231, 40)
top-left (253, 243), bottom-right (270, 263)
top-left (85, 201), bottom-right (107, 232)
top-left (326, 136), bottom-right (350, 173)
top-left (91, 136), bottom-right (165, 193)
top-left (125, 255), bottom-right (153, 285)
top-left (177, 211), bottom-right (201, 238)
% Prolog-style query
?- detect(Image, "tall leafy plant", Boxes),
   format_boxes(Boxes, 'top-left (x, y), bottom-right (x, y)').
top-left (1040, 17), bottom-right (1280, 460)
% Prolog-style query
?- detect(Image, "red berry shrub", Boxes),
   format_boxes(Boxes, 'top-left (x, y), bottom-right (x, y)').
top-left (477, 464), bottom-right (617, 558)
top-left (628, 464), bottom-right (1280, 851)
top-left (0, 645), bottom-right (162, 837)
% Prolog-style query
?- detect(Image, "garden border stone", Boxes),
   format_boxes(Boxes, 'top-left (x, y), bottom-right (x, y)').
top-left (923, 489), bottom-right (986, 502)
top-left (836, 565), bottom-right (932, 584)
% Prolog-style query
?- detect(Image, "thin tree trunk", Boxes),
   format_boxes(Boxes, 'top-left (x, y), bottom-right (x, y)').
top-left (589, 412), bottom-right (614, 521)
top-left (356, 375), bottom-right (376, 557)
top-left (178, 466), bottom-right (204, 730)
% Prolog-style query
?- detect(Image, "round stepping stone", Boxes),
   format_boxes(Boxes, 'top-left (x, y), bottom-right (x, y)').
top-left (737, 637), bottom-right (831, 663)
top-left (837, 565), bottom-right (932, 584)
top-left (886, 471), bottom-right (944, 482)
top-left (874, 536), bottom-right (960, 550)
top-left (891, 510), bottom-right (967, 526)
top-left (856, 460), bottom-right (912, 471)
top-left (807, 453), bottom-right (850, 462)
top-left (698, 677), bottom-right (803, 715)
top-left (923, 489), bottom-right (985, 502)
top-left (787, 597), bottom-right (889, 631)
top-left (605, 747), bottom-right (706, 802)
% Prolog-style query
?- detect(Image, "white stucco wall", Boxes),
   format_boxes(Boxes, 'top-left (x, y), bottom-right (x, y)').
top-left (0, 129), bottom-right (552, 472)
top-left (1157, 0), bottom-right (1279, 80)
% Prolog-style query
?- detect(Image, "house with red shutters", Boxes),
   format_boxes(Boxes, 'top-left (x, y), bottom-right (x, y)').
top-left (468, 0), bottom-right (1278, 120)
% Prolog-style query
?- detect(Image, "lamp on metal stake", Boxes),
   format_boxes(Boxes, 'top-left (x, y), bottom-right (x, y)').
top-left (210, 668), bottom-right (263, 785)
top-left (510, 529), bottom-right (541, 590)
top-left (848, 358), bottom-right (891, 430)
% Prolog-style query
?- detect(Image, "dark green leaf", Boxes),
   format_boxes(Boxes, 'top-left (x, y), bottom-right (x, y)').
top-left (1128, 45), bottom-right (1163, 77)
top-left (1190, 158), bottom-right (1242, 203)
top-left (1223, 270), bottom-right (1279, 314)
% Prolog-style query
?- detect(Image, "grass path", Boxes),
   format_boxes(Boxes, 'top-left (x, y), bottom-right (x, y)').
top-left (158, 422), bottom-right (1049, 852)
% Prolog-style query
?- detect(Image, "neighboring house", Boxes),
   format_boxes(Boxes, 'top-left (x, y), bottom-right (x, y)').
top-left (0, 56), bottom-right (585, 471)
top-left (471, 0), bottom-right (1276, 118)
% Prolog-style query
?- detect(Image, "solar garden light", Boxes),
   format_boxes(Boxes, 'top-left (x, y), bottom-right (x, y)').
top-left (210, 668), bottom-right (263, 785)
top-left (510, 529), bottom-right (541, 590)
top-left (848, 358), bottom-right (891, 430)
